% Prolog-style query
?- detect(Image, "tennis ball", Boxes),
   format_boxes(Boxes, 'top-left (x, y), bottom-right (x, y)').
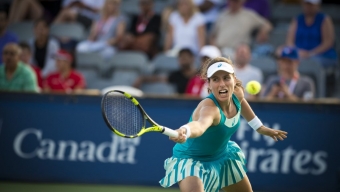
top-left (246, 81), bottom-right (261, 95)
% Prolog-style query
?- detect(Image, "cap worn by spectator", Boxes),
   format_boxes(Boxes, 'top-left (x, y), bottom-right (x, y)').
top-left (53, 50), bottom-right (73, 63)
top-left (280, 47), bottom-right (299, 60)
top-left (200, 46), bottom-right (222, 59)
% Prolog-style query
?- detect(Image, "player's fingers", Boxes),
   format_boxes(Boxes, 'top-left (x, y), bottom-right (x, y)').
top-left (280, 133), bottom-right (287, 138)
top-left (277, 135), bottom-right (284, 141)
top-left (271, 136), bottom-right (278, 142)
top-left (278, 130), bottom-right (288, 135)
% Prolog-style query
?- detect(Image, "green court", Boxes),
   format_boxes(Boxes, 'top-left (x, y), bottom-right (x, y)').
top-left (0, 182), bottom-right (179, 192)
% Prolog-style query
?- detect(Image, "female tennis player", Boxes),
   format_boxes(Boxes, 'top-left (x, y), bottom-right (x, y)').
top-left (159, 57), bottom-right (287, 192)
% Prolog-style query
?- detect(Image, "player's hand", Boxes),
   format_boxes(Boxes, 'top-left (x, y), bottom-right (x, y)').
top-left (257, 126), bottom-right (288, 141)
top-left (169, 127), bottom-right (187, 143)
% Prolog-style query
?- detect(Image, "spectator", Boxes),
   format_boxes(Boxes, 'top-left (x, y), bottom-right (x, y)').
top-left (210, 0), bottom-right (272, 55)
top-left (18, 42), bottom-right (43, 89)
top-left (54, 0), bottom-right (106, 29)
top-left (0, 43), bottom-right (38, 92)
top-left (286, 0), bottom-right (338, 68)
top-left (233, 43), bottom-right (263, 98)
top-left (263, 46), bottom-right (315, 101)
top-left (194, 0), bottom-right (223, 32)
top-left (29, 18), bottom-right (59, 78)
top-left (134, 48), bottom-right (197, 94)
top-left (76, 0), bottom-right (125, 60)
top-left (118, 0), bottom-right (161, 58)
top-left (0, 9), bottom-right (18, 63)
top-left (164, 0), bottom-right (206, 56)
top-left (44, 49), bottom-right (85, 93)
top-left (8, 0), bottom-right (44, 24)
top-left (185, 45), bottom-right (221, 97)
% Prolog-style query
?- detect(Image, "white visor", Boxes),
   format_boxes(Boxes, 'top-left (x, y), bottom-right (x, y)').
top-left (207, 62), bottom-right (234, 78)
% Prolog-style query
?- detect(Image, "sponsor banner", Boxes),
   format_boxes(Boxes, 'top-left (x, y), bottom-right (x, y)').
top-left (0, 93), bottom-right (339, 191)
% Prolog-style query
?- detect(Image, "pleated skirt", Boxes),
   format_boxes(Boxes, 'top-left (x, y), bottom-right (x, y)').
top-left (159, 141), bottom-right (247, 192)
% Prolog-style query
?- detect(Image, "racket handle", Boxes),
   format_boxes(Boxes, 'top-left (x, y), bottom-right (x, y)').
top-left (162, 127), bottom-right (179, 138)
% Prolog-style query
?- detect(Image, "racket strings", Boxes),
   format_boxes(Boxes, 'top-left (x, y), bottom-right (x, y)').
top-left (103, 93), bottom-right (144, 136)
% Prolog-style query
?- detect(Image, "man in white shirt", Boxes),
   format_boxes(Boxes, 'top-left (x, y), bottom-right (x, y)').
top-left (233, 44), bottom-right (263, 98)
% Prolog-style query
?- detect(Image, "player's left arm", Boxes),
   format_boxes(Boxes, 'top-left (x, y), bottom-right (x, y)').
top-left (234, 87), bottom-right (288, 141)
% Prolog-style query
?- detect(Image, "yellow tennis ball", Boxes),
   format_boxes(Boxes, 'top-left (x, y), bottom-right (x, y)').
top-left (246, 81), bottom-right (261, 95)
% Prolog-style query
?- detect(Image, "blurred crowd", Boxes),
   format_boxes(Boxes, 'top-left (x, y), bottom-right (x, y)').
top-left (0, 0), bottom-right (339, 101)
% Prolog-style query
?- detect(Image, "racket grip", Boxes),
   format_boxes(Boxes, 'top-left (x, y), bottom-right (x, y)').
top-left (162, 127), bottom-right (179, 138)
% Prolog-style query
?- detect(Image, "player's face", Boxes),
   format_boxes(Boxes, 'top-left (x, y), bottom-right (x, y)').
top-left (208, 70), bottom-right (235, 102)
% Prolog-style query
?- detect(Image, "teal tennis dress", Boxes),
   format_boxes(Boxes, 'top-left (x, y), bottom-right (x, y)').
top-left (159, 93), bottom-right (247, 192)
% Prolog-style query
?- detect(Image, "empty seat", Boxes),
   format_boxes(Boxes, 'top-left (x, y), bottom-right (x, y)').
top-left (50, 23), bottom-right (86, 40)
top-left (299, 59), bottom-right (326, 98)
top-left (142, 82), bottom-right (176, 95)
top-left (250, 57), bottom-right (277, 82)
top-left (76, 52), bottom-right (104, 69)
top-left (110, 70), bottom-right (140, 86)
top-left (8, 22), bottom-right (34, 42)
top-left (152, 53), bottom-right (178, 75)
top-left (272, 4), bottom-right (301, 22)
top-left (269, 30), bottom-right (287, 48)
top-left (77, 68), bottom-right (100, 89)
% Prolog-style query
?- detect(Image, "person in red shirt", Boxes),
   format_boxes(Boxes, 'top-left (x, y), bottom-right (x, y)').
top-left (44, 49), bottom-right (86, 93)
top-left (18, 42), bottom-right (43, 89)
top-left (185, 45), bottom-right (221, 97)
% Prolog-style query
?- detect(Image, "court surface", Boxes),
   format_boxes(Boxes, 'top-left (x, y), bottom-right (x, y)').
top-left (0, 182), bottom-right (179, 192)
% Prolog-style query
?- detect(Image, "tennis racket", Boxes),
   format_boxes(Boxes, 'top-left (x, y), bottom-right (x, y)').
top-left (101, 90), bottom-right (179, 138)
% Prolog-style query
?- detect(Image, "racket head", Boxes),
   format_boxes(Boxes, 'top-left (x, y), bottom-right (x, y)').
top-left (101, 90), bottom-right (163, 138)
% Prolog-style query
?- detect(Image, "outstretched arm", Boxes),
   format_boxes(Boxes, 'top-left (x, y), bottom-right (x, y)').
top-left (234, 87), bottom-right (288, 141)
top-left (170, 100), bottom-right (219, 143)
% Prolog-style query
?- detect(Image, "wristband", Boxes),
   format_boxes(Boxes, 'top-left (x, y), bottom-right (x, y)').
top-left (180, 125), bottom-right (191, 138)
top-left (248, 116), bottom-right (263, 131)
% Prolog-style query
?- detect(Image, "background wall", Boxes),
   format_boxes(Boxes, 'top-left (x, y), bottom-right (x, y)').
top-left (0, 93), bottom-right (339, 192)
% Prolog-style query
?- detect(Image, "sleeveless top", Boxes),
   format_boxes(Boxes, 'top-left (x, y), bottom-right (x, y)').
top-left (295, 13), bottom-right (337, 59)
top-left (173, 93), bottom-right (241, 161)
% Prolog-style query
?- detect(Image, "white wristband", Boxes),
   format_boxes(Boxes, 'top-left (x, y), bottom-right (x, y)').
top-left (248, 116), bottom-right (263, 131)
top-left (180, 125), bottom-right (191, 138)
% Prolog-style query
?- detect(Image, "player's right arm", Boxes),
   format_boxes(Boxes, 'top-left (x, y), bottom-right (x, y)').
top-left (170, 99), bottom-right (219, 143)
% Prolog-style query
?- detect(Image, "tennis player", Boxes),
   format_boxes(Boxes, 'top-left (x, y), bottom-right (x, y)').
top-left (160, 57), bottom-right (287, 192)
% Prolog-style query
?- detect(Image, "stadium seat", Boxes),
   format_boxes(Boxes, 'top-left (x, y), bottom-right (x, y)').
top-left (250, 57), bottom-right (277, 82)
top-left (152, 53), bottom-right (178, 75)
top-left (77, 68), bottom-right (100, 89)
top-left (121, 0), bottom-right (139, 16)
top-left (299, 59), bottom-right (326, 98)
top-left (76, 52), bottom-right (104, 69)
top-left (8, 22), bottom-right (34, 42)
top-left (109, 51), bottom-right (149, 86)
top-left (269, 30), bottom-right (287, 48)
top-left (50, 23), bottom-right (86, 40)
top-left (141, 82), bottom-right (176, 95)
top-left (272, 3), bottom-right (301, 23)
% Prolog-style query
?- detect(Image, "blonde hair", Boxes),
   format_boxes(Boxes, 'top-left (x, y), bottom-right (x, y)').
top-left (177, 0), bottom-right (198, 18)
top-left (200, 57), bottom-right (244, 92)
